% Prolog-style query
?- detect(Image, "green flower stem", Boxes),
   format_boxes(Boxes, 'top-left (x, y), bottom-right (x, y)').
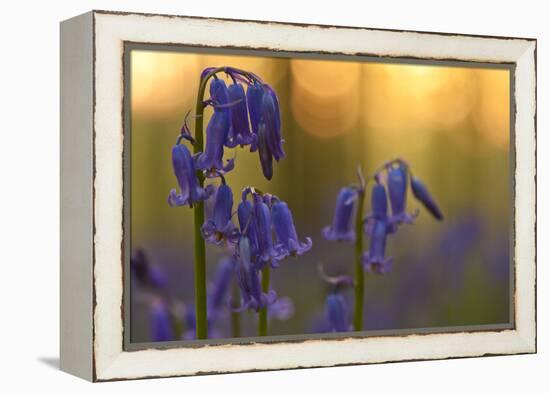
top-left (230, 280), bottom-right (242, 338)
top-left (191, 69), bottom-right (220, 340)
top-left (190, 66), bottom-right (265, 339)
top-left (353, 188), bottom-right (366, 331)
top-left (258, 266), bottom-right (271, 336)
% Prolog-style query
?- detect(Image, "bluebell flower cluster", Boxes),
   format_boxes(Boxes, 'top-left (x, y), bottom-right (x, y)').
top-left (320, 159), bottom-right (443, 332)
top-left (323, 159), bottom-right (443, 275)
top-left (167, 66), bottom-right (308, 338)
top-left (168, 67), bottom-right (286, 203)
top-left (231, 187), bottom-right (312, 311)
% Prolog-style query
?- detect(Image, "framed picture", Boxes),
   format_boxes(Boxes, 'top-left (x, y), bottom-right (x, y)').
top-left (60, 10), bottom-right (537, 381)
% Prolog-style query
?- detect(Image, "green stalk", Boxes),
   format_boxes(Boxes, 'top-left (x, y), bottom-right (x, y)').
top-left (192, 92), bottom-right (207, 339)
top-left (191, 70), bottom-right (219, 340)
top-left (258, 266), bottom-right (271, 336)
top-left (189, 66), bottom-right (266, 339)
top-left (353, 188), bottom-right (366, 331)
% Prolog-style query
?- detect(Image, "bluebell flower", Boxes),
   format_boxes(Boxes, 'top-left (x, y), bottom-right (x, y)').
top-left (371, 182), bottom-right (389, 221)
top-left (226, 83), bottom-right (256, 148)
top-left (246, 82), bottom-right (264, 138)
top-left (387, 164), bottom-right (417, 225)
top-left (209, 78), bottom-right (229, 110)
top-left (326, 294), bottom-right (349, 332)
top-left (362, 181), bottom-right (393, 273)
top-left (410, 176), bottom-right (443, 220)
top-left (322, 187), bottom-right (357, 242)
top-left (237, 199), bottom-right (259, 257)
top-left (196, 111), bottom-right (233, 173)
top-left (261, 87), bottom-right (285, 161)
top-left (253, 193), bottom-right (284, 266)
top-left (257, 122), bottom-right (273, 180)
top-left (362, 219), bottom-right (393, 274)
top-left (201, 183), bottom-right (239, 246)
top-left (168, 144), bottom-right (214, 207)
top-left (272, 200), bottom-right (312, 257)
top-left (208, 257), bottom-right (234, 320)
top-left (233, 236), bottom-right (276, 312)
top-left (150, 299), bottom-right (173, 341)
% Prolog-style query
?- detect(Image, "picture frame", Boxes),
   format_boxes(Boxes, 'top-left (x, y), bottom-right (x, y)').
top-left (60, 10), bottom-right (536, 381)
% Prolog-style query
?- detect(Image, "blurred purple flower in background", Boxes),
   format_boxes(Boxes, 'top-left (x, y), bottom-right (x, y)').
top-left (207, 257), bottom-right (234, 320)
top-left (326, 294), bottom-right (349, 332)
top-left (322, 187), bottom-right (358, 242)
top-left (150, 299), bottom-right (174, 342)
top-left (131, 249), bottom-right (168, 290)
top-left (410, 176), bottom-right (443, 221)
top-left (268, 296), bottom-right (295, 321)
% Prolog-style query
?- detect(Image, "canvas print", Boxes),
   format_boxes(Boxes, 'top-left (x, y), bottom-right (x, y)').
top-left (127, 48), bottom-right (511, 344)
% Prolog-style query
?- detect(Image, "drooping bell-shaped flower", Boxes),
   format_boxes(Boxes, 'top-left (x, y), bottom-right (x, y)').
top-left (326, 294), bottom-right (349, 333)
top-left (253, 193), bottom-right (283, 266)
top-left (168, 144), bottom-right (214, 207)
top-left (196, 111), bottom-right (232, 173)
top-left (237, 199), bottom-right (259, 257)
top-left (261, 88), bottom-right (285, 161)
top-left (226, 83), bottom-right (256, 148)
top-left (411, 176), bottom-right (443, 220)
top-left (201, 183), bottom-right (239, 246)
top-left (362, 219), bottom-right (393, 274)
top-left (208, 257), bottom-right (233, 319)
top-left (209, 78), bottom-right (229, 110)
top-left (246, 82), bottom-right (264, 136)
top-left (257, 122), bottom-right (273, 180)
top-left (150, 299), bottom-right (173, 341)
top-left (387, 164), bottom-right (417, 225)
top-left (233, 236), bottom-right (276, 312)
top-left (322, 186), bottom-right (357, 242)
top-left (371, 182), bottom-right (389, 220)
top-left (272, 201), bottom-right (312, 257)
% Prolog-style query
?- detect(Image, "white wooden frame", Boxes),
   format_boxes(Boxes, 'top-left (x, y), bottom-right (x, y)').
top-left (60, 10), bottom-right (536, 382)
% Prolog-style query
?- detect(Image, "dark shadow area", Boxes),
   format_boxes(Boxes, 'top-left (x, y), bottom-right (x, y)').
top-left (38, 357), bottom-right (60, 370)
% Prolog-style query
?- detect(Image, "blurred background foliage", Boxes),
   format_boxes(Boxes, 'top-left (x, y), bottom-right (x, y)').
top-left (129, 49), bottom-right (510, 342)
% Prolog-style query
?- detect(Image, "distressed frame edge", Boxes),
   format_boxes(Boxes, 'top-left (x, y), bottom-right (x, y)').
top-left (59, 11), bottom-right (95, 381)
top-left (89, 11), bottom-right (537, 382)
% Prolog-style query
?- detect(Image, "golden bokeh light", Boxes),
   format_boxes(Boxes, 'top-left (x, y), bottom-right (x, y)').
top-left (131, 51), bottom-right (200, 118)
top-left (472, 69), bottom-right (510, 150)
top-left (290, 59), bottom-right (361, 138)
top-left (362, 63), bottom-right (478, 131)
